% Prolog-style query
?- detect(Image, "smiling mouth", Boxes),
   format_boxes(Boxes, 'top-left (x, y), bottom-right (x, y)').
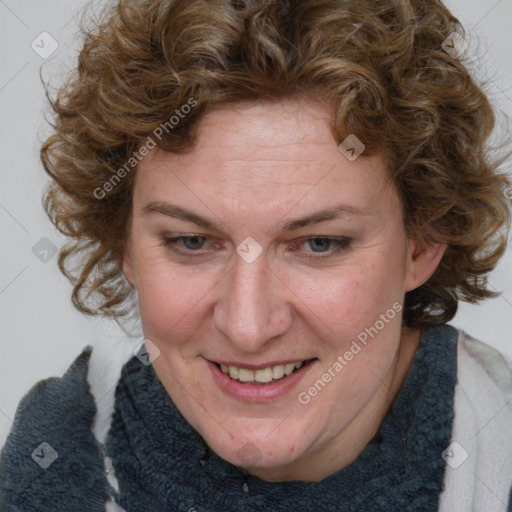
top-left (213, 359), bottom-right (317, 385)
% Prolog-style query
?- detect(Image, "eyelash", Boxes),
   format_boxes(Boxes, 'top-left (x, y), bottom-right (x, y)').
top-left (160, 235), bottom-right (352, 259)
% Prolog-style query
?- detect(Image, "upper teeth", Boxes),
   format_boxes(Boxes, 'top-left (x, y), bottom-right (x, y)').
top-left (220, 361), bottom-right (304, 383)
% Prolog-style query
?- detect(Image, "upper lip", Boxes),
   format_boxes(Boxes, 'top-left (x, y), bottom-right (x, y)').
top-left (208, 357), bottom-right (316, 370)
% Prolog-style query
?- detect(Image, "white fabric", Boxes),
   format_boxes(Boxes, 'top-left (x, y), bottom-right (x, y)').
top-left (104, 498), bottom-right (126, 512)
top-left (87, 338), bottom-right (134, 512)
top-left (87, 328), bottom-right (512, 511)
top-left (439, 329), bottom-right (512, 512)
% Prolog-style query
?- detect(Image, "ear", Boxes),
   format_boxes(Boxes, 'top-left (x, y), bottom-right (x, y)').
top-left (404, 235), bottom-right (447, 292)
top-left (122, 242), bottom-right (136, 287)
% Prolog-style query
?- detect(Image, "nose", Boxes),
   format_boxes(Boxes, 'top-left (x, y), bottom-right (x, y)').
top-left (212, 253), bottom-right (293, 353)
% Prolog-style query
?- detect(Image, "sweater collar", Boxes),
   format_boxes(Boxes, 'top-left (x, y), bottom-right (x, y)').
top-left (105, 323), bottom-right (458, 511)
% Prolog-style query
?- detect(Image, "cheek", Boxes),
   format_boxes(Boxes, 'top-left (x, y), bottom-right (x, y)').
top-left (279, 257), bottom-right (404, 342)
top-left (132, 250), bottom-right (217, 339)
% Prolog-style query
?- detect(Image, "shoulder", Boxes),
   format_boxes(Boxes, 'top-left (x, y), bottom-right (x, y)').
top-left (455, 327), bottom-right (512, 394)
top-left (0, 348), bottom-right (109, 511)
top-left (438, 327), bottom-right (512, 512)
top-left (452, 326), bottom-right (512, 437)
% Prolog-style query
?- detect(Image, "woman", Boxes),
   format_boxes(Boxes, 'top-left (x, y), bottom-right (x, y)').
top-left (1, 0), bottom-right (511, 510)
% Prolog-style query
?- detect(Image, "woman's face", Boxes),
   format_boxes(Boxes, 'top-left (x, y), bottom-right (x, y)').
top-left (123, 98), bottom-right (445, 481)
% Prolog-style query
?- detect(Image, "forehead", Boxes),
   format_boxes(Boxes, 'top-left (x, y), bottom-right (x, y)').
top-left (196, 98), bottom-right (333, 152)
top-left (135, 99), bottom-right (398, 219)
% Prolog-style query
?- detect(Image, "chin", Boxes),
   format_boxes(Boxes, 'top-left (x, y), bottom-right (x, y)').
top-left (201, 424), bottom-right (309, 472)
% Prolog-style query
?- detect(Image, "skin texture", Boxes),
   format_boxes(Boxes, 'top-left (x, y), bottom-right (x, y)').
top-left (122, 98), bottom-right (446, 482)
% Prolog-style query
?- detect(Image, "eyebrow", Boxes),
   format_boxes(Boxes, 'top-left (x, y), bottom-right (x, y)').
top-left (141, 201), bottom-right (372, 233)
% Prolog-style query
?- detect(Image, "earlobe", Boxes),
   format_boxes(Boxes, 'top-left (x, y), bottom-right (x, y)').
top-left (404, 236), bottom-right (447, 292)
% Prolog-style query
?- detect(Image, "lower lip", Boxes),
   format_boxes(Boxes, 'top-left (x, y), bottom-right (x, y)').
top-left (207, 359), bottom-right (317, 402)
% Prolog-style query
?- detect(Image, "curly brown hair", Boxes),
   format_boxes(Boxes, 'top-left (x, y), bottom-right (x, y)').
top-left (41, 0), bottom-right (511, 328)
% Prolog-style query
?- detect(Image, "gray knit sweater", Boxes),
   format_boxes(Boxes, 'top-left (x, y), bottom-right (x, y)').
top-left (0, 324), bottom-right (509, 511)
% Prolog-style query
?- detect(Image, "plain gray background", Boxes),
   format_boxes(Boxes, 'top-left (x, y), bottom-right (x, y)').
top-left (1, 0), bottom-right (511, 448)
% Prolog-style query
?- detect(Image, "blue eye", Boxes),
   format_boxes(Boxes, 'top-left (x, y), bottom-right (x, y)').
top-left (180, 236), bottom-right (207, 250)
top-left (307, 238), bottom-right (337, 252)
top-left (162, 235), bottom-right (209, 253)
top-left (300, 237), bottom-right (352, 257)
